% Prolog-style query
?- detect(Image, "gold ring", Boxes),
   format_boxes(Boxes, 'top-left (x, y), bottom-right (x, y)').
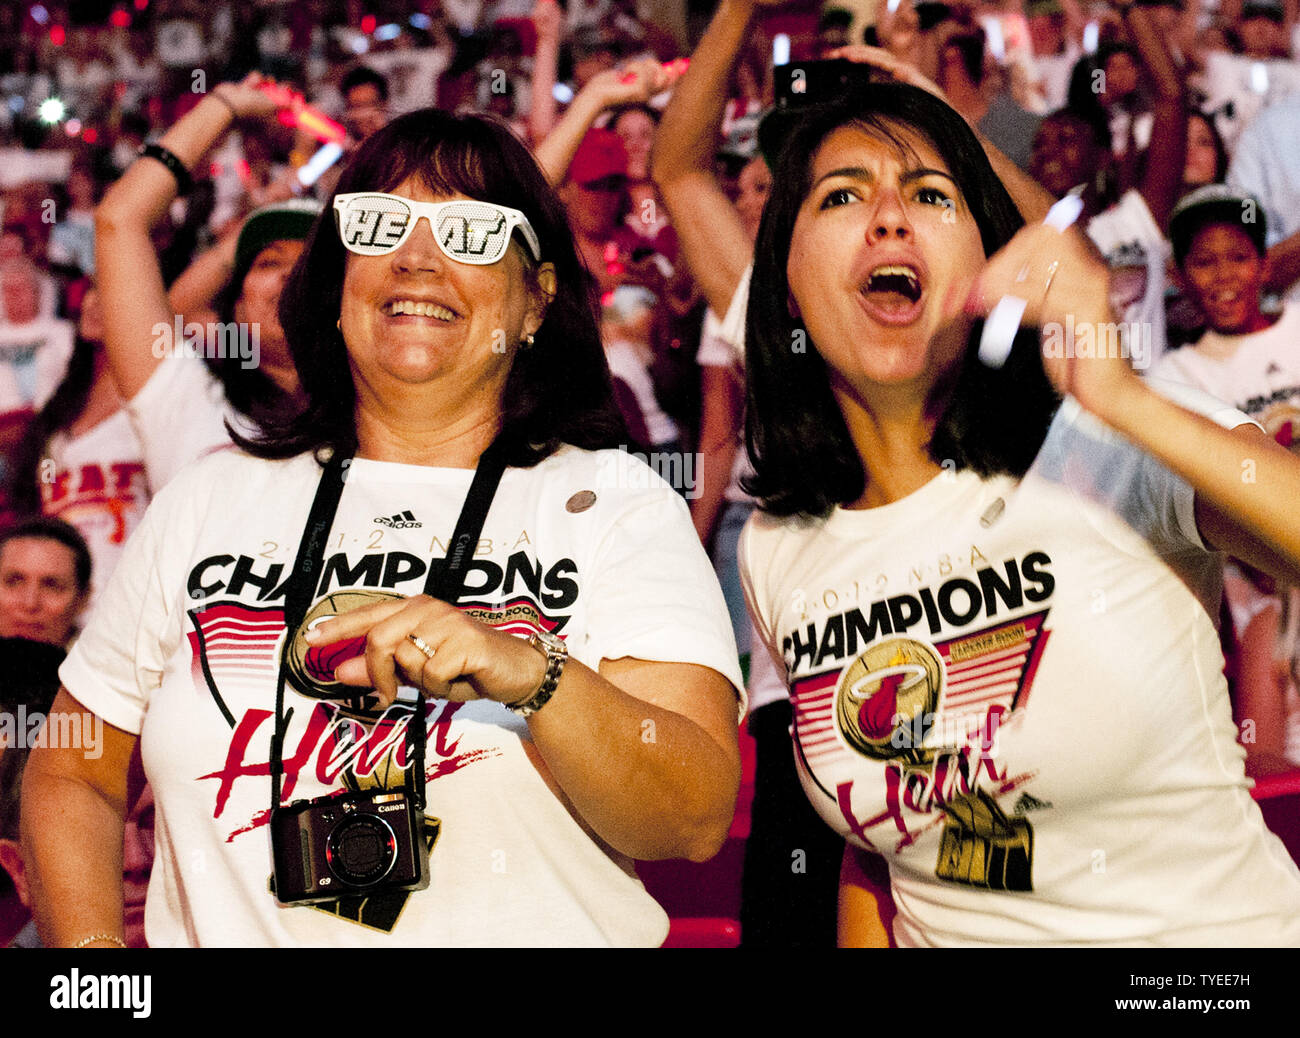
top-left (407, 633), bottom-right (435, 660)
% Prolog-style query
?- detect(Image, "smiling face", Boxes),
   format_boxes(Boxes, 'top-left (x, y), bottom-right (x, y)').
top-left (339, 177), bottom-right (551, 414)
top-left (1179, 224), bottom-right (1268, 334)
top-left (1030, 113), bottom-right (1100, 199)
top-left (786, 123), bottom-right (985, 397)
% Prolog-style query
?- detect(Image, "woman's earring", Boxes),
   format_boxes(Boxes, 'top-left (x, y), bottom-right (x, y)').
top-left (521, 333), bottom-right (535, 349)
top-left (336, 318), bottom-right (342, 332)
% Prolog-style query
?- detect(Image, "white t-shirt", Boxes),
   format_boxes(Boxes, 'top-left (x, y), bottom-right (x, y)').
top-left (740, 392), bottom-right (1300, 946)
top-left (1195, 51), bottom-right (1300, 154)
top-left (1086, 189), bottom-right (1169, 371)
top-left (363, 47), bottom-right (452, 115)
top-left (61, 445), bottom-right (743, 947)
top-left (41, 409), bottom-right (150, 611)
top-left (1152, 305), bottom-right (1300, 444)
top-left (0, 317), bottom-right (73, 418)
top-left (126, 353), bottom-right (259, 492)
top-left (604, 339), bottom-right (679, 447)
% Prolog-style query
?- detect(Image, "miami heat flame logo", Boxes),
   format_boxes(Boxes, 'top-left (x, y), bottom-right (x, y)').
top-left (283, 589), bottom-right (407, 712)
top-left (835, 637), bottom-right (943, 764)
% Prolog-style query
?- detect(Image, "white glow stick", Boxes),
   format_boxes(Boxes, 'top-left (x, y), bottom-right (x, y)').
top-left (978, 192), bottom-right (1085, 368)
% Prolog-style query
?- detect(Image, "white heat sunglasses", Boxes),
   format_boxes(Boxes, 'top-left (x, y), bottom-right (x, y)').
top-left (332, 192), bottom-right (543, 265)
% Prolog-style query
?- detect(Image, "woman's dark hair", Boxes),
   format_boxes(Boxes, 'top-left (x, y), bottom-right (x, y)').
top-left (608, 103), bottom-right (661, 133)
top-left (240, 108), bottom-right (624, 466)
top-left (1065, 56), bottom-right (1114, 153)
top-left (208, 262), bottom-right (297, 424)
top-left (6, 335), bottom-right (98, 516)
top-left (744, 84), bottom-right (1059, 518)
top-left (1186, 108), bottom-right (1229, 186)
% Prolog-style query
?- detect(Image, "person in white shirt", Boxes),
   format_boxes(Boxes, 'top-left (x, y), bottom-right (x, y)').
top-left (94, 73), bottom-right (318, 493)
top-left (738, 82), bottom-right (1300, 946)
top-left (22, 108), bottom-right (742, 949)
top-left (1154, 184), bottom-right (1300, 767)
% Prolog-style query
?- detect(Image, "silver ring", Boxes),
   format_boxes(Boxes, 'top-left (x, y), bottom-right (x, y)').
top-left (407, 633), bottom-right (436, 660)
top-left (1042, 260), bottom-right (1060, 303)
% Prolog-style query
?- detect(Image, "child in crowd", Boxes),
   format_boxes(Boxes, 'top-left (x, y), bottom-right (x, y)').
top-left (1153, 184), bottom-right (1300, 768)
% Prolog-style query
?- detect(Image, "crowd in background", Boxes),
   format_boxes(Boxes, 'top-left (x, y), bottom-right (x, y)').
top-left (2, 0), bottom-right (1300, 947)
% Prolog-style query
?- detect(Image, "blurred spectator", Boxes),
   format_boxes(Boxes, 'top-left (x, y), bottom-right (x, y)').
top-left (1229, 92), bottom-right (1300, 305)
top-left (1025, 0), bottom-right (1082, 114)
top-left (48, 163), bottom-right (102, 279)
top-left (362, 21), bottom-right (455, 116)
top-left (559, 127), bottom-right (639, 294)
top-left (609, 102), bottom-right (678, 261)
top-left (5, 283), bottom-right (149, 611)
top-left (0, 255), bottom-right (74, 497)
top-left (1153, 185), bottom-right (1300, 767)
top-left (602, 284), bottom-right (681, 454)
top-left (0, 515), bottom-right (90, 647)
top-left (340, 65), bottom-right (392, 143)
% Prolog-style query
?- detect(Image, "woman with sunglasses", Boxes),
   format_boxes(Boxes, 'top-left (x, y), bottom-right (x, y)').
top-left (22, 109), bottom-right (743, 948)
top-left (739, 84), bottom-right (1300, 946)
top-left (92, 72), bottom-right (315, 493)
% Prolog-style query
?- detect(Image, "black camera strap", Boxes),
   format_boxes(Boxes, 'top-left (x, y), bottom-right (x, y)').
top-left (270, 441), bottom-right (509, 819)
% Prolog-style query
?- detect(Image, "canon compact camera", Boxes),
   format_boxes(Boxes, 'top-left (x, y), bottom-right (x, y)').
top-left (270, 789), bottom-right (430, 905)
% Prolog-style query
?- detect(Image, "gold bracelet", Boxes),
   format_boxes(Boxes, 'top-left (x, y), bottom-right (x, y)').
top-left (72, 934), bottom-right (127, 949)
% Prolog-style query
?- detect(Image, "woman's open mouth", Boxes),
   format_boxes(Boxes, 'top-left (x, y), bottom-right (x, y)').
top-left (858, 264), bottom-right (925, 325)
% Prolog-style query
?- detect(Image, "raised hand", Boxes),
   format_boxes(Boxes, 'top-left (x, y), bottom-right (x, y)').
top-left (967, 220), bottom-right (1138, 420)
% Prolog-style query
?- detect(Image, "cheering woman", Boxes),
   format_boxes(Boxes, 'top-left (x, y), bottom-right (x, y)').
top-left (23, 109), bottom-right (742, 947)
top-left (739, 84), bottom-right (1300, 946)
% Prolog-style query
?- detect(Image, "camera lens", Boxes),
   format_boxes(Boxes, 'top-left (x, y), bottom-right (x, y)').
top-left (325, 814), bottom-right (398, 887)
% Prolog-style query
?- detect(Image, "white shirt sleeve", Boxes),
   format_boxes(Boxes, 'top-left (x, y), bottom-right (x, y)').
top-left (714, 264), bottom-right (751, 361)
top-left (126, 356), bottom-right (248, 491)
top-left (1036, 382), bottom-right (1256, 556)
top-left (584, 453), bottom-right (746, 710)
top-left (58, 470), bottom-right (194, 734)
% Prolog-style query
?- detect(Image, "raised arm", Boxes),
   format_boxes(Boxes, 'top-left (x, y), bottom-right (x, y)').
top-left (1121, 3), bottom-right (1187, 229)
top-left (94, 74), bottom-right (277, 401)
top-left (532, 58), bottom-right (679, 187)
top-left (975, 220), bottom-right (1300, 588)
top-left (21, 690), bottom-right (139, 948)
top-left (651, 0), bottom-right (765, 318)
top-left (526, 0), bottom-right (563, 146)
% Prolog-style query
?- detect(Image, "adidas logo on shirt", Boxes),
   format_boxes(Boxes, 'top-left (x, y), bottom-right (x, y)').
top-left (374, 510), bottom-right (422, 529)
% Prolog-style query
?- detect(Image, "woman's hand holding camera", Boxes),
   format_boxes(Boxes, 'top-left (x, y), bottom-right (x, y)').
top-left (305, 595), bottom-right (549, 712)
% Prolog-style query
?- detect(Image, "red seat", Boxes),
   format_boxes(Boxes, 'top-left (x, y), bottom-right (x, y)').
top-left (1251, 769), bottom-right (1300, 866)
